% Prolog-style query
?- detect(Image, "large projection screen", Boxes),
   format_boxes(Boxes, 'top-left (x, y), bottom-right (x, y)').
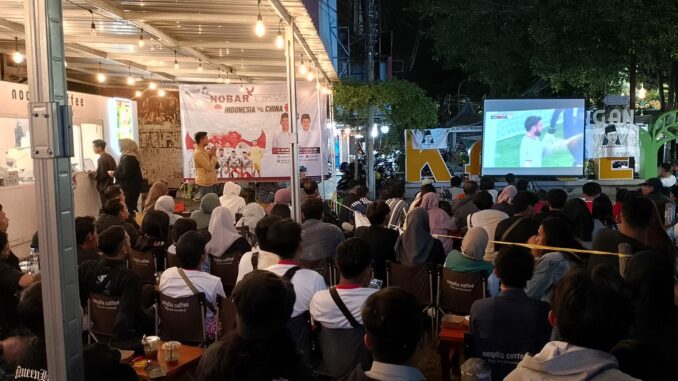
top-left (482, 99), bottom-right (585, 177)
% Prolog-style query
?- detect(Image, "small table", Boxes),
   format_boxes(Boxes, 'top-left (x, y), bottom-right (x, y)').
top-left (438, 321), bottom-right (469, 381)
top-left (133, 341), bottom-right (205, 380)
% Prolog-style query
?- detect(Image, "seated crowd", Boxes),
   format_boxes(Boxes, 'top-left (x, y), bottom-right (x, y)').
top-left (1, 170), bottom-right (678, 381)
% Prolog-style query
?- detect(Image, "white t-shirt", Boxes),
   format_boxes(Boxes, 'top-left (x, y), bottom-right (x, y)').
top-left (299, 128), bottom-right (320, 148)
top-left (310, 286), bottom-right (378, 329)
top-left (236, 248), bottom-right (280, 283)
top-left (159, 267), bottom-right (226, 319)
top-left (468, 209), bottom-right (509, 256)
top-left (520, 135), bottom-right (543, 167)
top-left (272, 131), bottom-right (291, 149)
top-left (661, 175), bottom-right (677, 188)
top-left (265, 263), bottom-right (327, 317)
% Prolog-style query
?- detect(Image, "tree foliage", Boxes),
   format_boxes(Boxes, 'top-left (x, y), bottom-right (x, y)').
top-left (334, 79), bottom-right (438, 147)
top-left (412, 0), bottom-right (678, 102)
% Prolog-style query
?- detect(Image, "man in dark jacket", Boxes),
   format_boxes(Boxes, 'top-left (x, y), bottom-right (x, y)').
top-left (89, 139), bottom-right (117, 206)
top-left (451, 181), bottom-right (479, 232)
top-left (641, 177), bottom-right (673, 221)
top-left (79, 226), bottom-right (150, 348)
top-left (95, 199), bottom-right (139, 247)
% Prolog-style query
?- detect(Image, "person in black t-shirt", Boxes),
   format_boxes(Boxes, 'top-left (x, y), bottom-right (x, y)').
top-left (494, 191), bottom-right (540, 250)
top-left (0, 231), bottom-right (36, 337)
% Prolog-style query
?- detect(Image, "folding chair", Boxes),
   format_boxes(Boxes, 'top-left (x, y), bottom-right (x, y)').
top-left (217, 295), bottom-right (237, 339)
top-left (436, 267), bottom-right (487, 316)
top-left (157, 293), bottom-right (208, 346)
top-left (298, 257), bottom-right (331, 286)
top-left (210, 253), bottom-right (243, 296)
top-left (465, 332), bottom-right (548, 381)
top-left (317, 326), bottom-right (371, 378)
top-left (386, 261), bottom-right (436, 345)
top-left (235, 226), bottom-right (255, 246)
top-left (129, 249), bottom-right (158, 284)
top-left (87, 293), bottom-right (120, 343)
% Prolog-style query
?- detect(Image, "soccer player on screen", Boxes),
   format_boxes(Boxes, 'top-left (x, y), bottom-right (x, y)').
top-left (519, 116), bottom-right (582, 167)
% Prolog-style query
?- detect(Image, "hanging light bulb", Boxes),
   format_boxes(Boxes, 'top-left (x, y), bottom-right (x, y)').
top-left (89, 10), bottom-right (96, 36)
top-left (217, 69), bottom-right (222, 83)
top-left (255, 0), bottom-right (265, 37)
top-left (126, 66), bottom-right (135, 85)
top-left (158, 89), bottom-right (166, 97)
top-left (96, 62), bottom-right (106, 83)
top-left (138, 29), bottom-right (145, 47)
top-left (275, 20), bottom-right (284, 49)
top-left (148, 81), bottom-right (157, 90)
top-left (134, 90), bottom-right (142, 97)
top-left (198, 59), bottom-right (203, 72)
top-left (173, 50), bottom-right (179, 69)
top-left (306, 69), bottom-right (315, 82)
top-left (315, 82), bottom-right (322, 90)
top-left (12, 37), bottom-right (23, 64)
top-left (225, 71), bottom-right (231, 84)
top-left (240, 84), bottom-right (244, 92)
top-left (299, 54), bottom-right (307, 75)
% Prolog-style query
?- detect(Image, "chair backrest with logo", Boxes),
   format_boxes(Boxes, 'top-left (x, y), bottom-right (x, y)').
top-left (88, 293), bottom-right (121, 342)
top-left (128, 249), bottom-right (157, 284)
top-left (298, 257), bottom-right (331, 286)
top-left (157, 293), bottom-right (207, 345)
top-left (385, 261), bottom-right (434, 306)
top-left (318, 327), bottom-right (370, 377)
top-left (437, 266), bottom-right (487, 315)
top-left (465, 332), bottom-right (548, 381)
top-left (209, 254), bottom-right (243, 296)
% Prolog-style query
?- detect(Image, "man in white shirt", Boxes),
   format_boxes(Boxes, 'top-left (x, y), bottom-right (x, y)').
top-left (159, 231), bottom-right (226, 337)
top-left (310, 237), bottom-right (377, 329)
top-left (298, 113), bottom-right (319, 148)
top-left (467, 191), bottom-right (508, 259)
top-left (272, 112), bottom-right (291, 151)
top-left (343, 287), bottom-right (426, 381)
top-left (519, 115), bottom-right (579, 168)
top-left (660, 162), bottom-right (677, 188)
top-left (236, 215), bottom-right (282, 283)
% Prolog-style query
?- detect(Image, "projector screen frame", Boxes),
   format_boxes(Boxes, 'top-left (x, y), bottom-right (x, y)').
top-left (481, 98), bottom-right (586, 178)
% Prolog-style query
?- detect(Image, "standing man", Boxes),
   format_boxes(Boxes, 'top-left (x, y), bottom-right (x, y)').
top-left (272, 113), bottom-right (291, 150)
top-left (89, 139), bottom-right (117, 206)
top-left (193, 131), bottom-right (218, 200)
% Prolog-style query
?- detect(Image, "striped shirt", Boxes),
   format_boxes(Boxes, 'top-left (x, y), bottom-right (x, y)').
top-left (385, 198), bottom-right (408, 229)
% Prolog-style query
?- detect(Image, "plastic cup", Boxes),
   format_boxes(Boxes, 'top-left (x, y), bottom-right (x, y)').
top-left (162, 341), bottom-right (181, 364)
top-left (142, 336), bottom-right (160, 359)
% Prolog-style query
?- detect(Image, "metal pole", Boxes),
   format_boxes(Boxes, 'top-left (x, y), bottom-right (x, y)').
top-left (285, 21), bottom-right (301, 222)
top-left (365, 0), bottom-right (377, 199)
top-left (316, 68), bottom-right (326, 199)
top-left (24, 0), bottom-right (84, 379)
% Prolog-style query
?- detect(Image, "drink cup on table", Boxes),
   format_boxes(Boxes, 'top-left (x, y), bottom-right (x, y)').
top-left (162, 341), bottom-right (181, 364)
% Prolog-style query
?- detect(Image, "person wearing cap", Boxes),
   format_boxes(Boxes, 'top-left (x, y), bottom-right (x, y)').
top-left (641, 177), bottom-right (673, 219)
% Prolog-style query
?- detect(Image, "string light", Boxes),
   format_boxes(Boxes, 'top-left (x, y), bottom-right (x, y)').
top-left (138, 29), bottom-right (144, 47)
top-left (217, 69), bottom-right (222, 83)
top-left (225, 70), bottom-right (231, 84)
top-left (96, 62), bottom-right (106, 83)
top-left (134, 90), bottom-right (142, 97)
top-left (126, 66), bottom-right (135, 85)
top-left (89, 10), bottom-right (96, 36)
top-left (240, 84), bottom-right (244, 92)
top-left (275, 20), bottom-right (284, 49)
top-left (12, 37), bottom-right (23, 64)
top-left (306, 68), bottom-right (315, 81)
top-left (198, 59), bottom-right (203, 71)
top-left (148, 75), bottom-right (157, 90)
top-left (173, 50), bottom-right (179, 69)
top-left (158, 89), bottom-right (166, 97)
top-left (255, 0), bottom-right (265, 37)
top-left (298, 53), bottom-right (307, 75)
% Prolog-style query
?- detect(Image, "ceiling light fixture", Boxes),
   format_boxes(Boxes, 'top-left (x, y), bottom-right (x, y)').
top-left (12, 37), bottom-right (23, 64)
top-left (126, 66), bottom-right (135, 85)
top-left (89, 10), bottom-right (96, 36)
top-left (298, 53), bottom-right (307, 75)
top-left (96, 62), bottom-right (106, 83)
top-left (225, 70), bottom-right (231, 84)
top-left (275, 19), bottom-right (284, 49)
top-left (198, 59), bottom-right (203, 72)
top-left (158, 89), bottom-right (166, 97)
top-left (306, 68), bottom-right (315, 81)
top-left (134, 90), bottom-right (142, 97)
top-left (173, 50), bottom-right (179, 69)
top-left (138, 29), bottom-right (144, 47)
top-left (240, 84), bottom-right (244, 92)
top-left (255, 0), bottom-right (265, 37)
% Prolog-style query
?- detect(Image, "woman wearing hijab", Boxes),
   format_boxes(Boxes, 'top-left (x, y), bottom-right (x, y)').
top-left (394, 208), bottom-right (445, 266)
top-left (493, 185), bottom-right (517, 216)
top-left (444, 227), bottom-right (493, 274)
top-left (142, 182), bottom-right (168, 213)
top-left (190, 193), bottom-right (221, 230)
top-left (114, 139), bottom-right (143, 214)
top-left (220, 182), bottom-right (247, 220)
top-left (205, 206), bottom-right (251, 260)
top-left (154, 195), bottom-right (180, 226)
top-left (236, 203), bottom-right (266, 233)
top-left (266, 188), bottom-right (292, 215)
top-left (420, 192), bottom-right (456, 253)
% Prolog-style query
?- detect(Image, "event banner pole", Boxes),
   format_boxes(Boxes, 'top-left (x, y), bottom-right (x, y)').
top-left (285, 21), bottom-right (301, 222)
top-left (25, 0), bottom-right (85, 379)
top-left (316, 68), bottom-right (326, 199)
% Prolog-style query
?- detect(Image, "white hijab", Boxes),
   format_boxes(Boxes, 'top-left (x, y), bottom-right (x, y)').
top-left (236, 203), bottom-right (266, 231)
top-left (220, 181), bottom-right (246, 218)
top-left (154, 195), bottom-right (179, 225)
top-left (205, 206), bottom-right (241, 257)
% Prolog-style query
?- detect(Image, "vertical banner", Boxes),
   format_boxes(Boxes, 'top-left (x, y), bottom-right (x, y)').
top-left (179, 83), bottom-right (326, 181)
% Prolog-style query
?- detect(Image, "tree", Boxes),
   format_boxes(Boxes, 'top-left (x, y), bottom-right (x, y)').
top-left (334, 79), bottom-right (438, 149)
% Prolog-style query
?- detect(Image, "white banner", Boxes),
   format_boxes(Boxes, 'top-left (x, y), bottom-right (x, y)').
top-left (179, 83), bottom-right (326, 180)
top-left (411, 128), bottom-right (450, 149)
top-left (585, 122), bottom-right (640, 159)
